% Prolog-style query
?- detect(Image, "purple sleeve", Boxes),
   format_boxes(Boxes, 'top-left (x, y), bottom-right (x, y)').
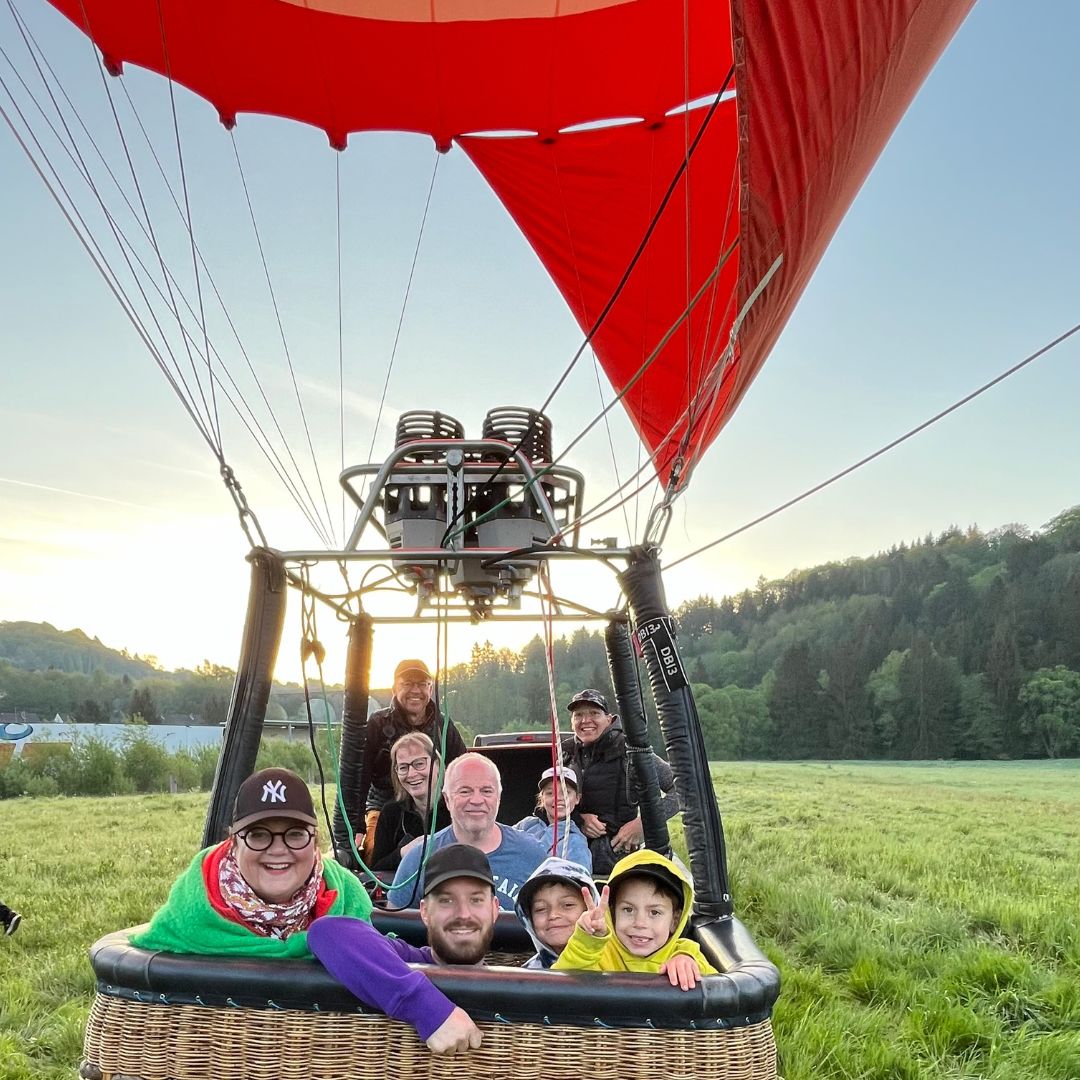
top-left (307, 917), bottom-right (456, 1042)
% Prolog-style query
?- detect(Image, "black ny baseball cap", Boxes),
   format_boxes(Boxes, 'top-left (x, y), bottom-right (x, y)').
top-left (231, 767), bottom-right (318, 832)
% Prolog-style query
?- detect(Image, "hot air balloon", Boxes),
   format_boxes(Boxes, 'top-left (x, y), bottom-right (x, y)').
top-left (3, 2), bottom-right (976, 1078)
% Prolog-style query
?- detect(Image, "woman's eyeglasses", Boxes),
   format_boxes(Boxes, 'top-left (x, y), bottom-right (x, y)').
top-left (395, 757), bottom-right (431, 777)
top-left (237, 826), bottom-right (314, 851)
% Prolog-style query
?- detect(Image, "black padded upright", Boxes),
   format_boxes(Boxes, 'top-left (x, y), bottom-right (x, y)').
top-left (605, 616), bottom-right (671, 855)
top-left (201, 549), bottom-right (287, 847)
top-left (618, 546), bottom-right (732, 918)
top-left (332, 615), bottom-right (373, 869)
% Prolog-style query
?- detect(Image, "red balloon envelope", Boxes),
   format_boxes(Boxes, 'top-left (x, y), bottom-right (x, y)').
top-left (45, 0), bottom-right (974, 487)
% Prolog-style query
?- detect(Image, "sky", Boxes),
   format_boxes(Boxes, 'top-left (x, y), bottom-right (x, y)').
top-left (1, 1), bottom-right (1078, 687)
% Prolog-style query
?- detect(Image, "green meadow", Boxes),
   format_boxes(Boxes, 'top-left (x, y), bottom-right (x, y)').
top-left (1, 761), bottom-right (1078, 1079)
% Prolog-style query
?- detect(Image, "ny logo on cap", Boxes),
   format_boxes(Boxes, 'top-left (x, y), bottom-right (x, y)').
top-left (261, 779), bottom-right (287, 804)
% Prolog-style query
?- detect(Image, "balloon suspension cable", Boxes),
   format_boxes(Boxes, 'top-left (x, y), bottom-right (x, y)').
top-left (538, 564), bottom-right (568, 858)
top-left (297, 570), bottom-right (381, 888)
top-left (564, 241), bottom-right (762, 541)
top-left (220, 464), bottom-right (268, 549)
top-left (439, 68), bottom-right (736, 546)
top-left (357, 151), bottom-right (442, 512)
top-left (385, 561), bottom-right (454, 911)
top-left (152, 0), bottom-right (221, 451)
top-left (229, 131), bottom-right (335, 547)
top-left (1, 10), bottom-right (339, 544)
top-left (677, 253), bottom-right (785, 482)
top-left (0, 16), bottom-right (225, 459)
top-left (449, 232), bottom-right (741, 552)
top-left (665, 318), bottom-right (1080, 571)
top-left (574, 246), bottom-right (782, 544)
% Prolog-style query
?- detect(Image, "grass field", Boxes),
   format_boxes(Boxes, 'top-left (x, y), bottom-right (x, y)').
top-left (1, 761), bottom-right (1078, 1079)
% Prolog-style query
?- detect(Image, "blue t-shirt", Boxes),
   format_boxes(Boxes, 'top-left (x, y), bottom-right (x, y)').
top-left (513, 815), bottom-right (592, 871)
top-left (387, 824), bottom-right (548, 911)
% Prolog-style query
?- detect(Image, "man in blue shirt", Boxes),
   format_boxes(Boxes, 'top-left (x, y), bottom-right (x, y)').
top-left (388, 753), bottom-right (547, 910)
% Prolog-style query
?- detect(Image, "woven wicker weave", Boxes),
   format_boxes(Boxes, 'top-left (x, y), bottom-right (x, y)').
top-left (82, 994), bottom-right (777, 1080)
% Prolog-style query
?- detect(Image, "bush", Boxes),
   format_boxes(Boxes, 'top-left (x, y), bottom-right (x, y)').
top-left (121, 731), bottom-right (174, 792)
top-left (0, 732), bottom-right (338, 798)
top-left (23, 773), bottom-right (60, 797)
top-left (189, 744), bottom-right (220, 789)
top-left (255, 738), bottom-right (318, 780)
top-left (0, 757), bottom-right (33, 797)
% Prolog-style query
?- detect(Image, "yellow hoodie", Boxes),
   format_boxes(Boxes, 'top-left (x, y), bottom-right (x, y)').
top-left (553, 849), bottom-right (718, 976)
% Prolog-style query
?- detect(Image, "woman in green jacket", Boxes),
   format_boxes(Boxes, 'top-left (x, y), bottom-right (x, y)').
top-left (132, 767), bottom-right (371, 959)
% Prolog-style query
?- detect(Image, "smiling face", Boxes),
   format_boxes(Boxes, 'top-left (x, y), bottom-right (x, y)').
top-left (611, 877), bottom-right (680, 958)
top-left (394, 671), bottom-right (433, 722)
top-left (528, 881), bottom-right (587, 954)
top-left (444, 756), bottom-right (501, 841)
top-left (420, 878), bottom-right (500, 964)
top-left (538, 779), bottom-right (579, 820)
top-left (393, 738), bottom-right (434, 805)
top-left (570, 704), bottom-right (614, 746)
top-left (232, 815), bottom-right (317, 904)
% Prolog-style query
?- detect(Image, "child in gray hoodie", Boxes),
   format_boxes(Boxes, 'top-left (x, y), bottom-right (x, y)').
top-left (514, 856), bottom-right (599, 969)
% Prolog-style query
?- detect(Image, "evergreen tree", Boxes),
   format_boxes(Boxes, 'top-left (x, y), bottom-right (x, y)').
top-left (957, 674), bottom-right (1005, 759)
top-left (75, 698), bottom-right (107, 724)
top-left (986, 619), bottom-right (1023, 753)
top-left (895, 635), bottom-right (960, 758)
top-left (768, 642), bottom-right (829, 759)
top-left (128, 686), bottom-right (160, 724)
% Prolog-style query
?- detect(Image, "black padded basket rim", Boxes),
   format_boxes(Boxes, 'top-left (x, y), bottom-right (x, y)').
top-left (90, 923), bottom-right (780, 1031)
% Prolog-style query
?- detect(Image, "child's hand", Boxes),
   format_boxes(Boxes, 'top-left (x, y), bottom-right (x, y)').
top-left (659, 954), bottom-right (703, 991)
top-left (577, 884), bottom-right (610, 937)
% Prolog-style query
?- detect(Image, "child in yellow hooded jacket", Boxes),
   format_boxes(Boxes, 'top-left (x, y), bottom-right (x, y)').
top-left (553, 848), bottom-right (718, 989)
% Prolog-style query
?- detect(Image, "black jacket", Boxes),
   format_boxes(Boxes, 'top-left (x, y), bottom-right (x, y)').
top-left (358, 699), bottom-right (467, 813)
top-left (561, 717), bottom-right (677, 837)
top-left (369, 796), bottom-right (451, 872)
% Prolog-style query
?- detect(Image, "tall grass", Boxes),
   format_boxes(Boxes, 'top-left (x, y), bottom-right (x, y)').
top-left (1, 761), bottom-right (1077, 1079)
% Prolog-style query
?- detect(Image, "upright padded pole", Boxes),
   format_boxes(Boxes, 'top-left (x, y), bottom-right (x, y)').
top-left (202, 549), bottom-right (287, 846)
top-left (605, 617), bottom-right (670, 855)
top-left (332, 614), bottom-right (373, 870)
top-left (619, 546), bottom-right (732, 918)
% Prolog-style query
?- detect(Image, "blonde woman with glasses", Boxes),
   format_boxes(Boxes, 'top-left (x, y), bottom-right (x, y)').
top-left (370, 732), bottom-right (450, 871)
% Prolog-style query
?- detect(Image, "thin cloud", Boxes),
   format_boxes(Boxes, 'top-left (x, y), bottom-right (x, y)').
top-left (0, 476), bottom-right (169, 513)
top-left (295, 373), bottom-right (401, 425)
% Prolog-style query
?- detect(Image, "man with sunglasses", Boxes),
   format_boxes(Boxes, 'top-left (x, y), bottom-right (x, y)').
top-left (353, 660), bottom-right (468, 862)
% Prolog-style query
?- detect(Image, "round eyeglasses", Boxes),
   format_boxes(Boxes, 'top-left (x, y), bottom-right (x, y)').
top-left (237, 826), bottom-right (314, 851)
top-left (395, 757), bottom-right (432, 776)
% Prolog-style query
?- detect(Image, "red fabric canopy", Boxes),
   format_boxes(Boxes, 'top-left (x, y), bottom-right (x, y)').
top-left (461, 107), bottom-right (742, 484)
top-left (47, 0), bottom-right (975, 487)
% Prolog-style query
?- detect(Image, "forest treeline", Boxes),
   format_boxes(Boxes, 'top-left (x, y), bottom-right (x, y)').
top-left (441, 507), bottom-right (1080, 760)
top-left (5, 507), bottom-right (1080, 760)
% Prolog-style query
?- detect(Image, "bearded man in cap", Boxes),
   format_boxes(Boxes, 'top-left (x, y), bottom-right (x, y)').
top-left (354, 659), bottom-right (468, 859)
top-left (561, 689), bottom-right (679, 876)
top-left (309, 843), bottom-right (499, 1055)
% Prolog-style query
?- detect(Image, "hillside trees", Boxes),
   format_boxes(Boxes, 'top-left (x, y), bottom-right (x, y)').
top-left (4, 504), bottom-right (1080, 761)
top-left (1018, 666), bottom-right (1080, 757)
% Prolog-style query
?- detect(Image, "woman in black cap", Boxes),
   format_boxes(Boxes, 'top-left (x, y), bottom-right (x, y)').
top-left (130, 767), bottom-right (372, 958)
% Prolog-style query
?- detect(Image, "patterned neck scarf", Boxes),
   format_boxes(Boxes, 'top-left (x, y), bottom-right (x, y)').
top-left (219, 843), bottom-right (323, 939)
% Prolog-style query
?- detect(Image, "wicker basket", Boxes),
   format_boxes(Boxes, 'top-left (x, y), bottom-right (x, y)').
top-left (82, 911), bottom-right (779, 1080)
top-left (81, 993), bottom-right (777, 1080)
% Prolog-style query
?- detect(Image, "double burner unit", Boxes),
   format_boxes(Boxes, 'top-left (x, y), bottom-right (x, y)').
top-left (338, 406), bottom-right (584, 616)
